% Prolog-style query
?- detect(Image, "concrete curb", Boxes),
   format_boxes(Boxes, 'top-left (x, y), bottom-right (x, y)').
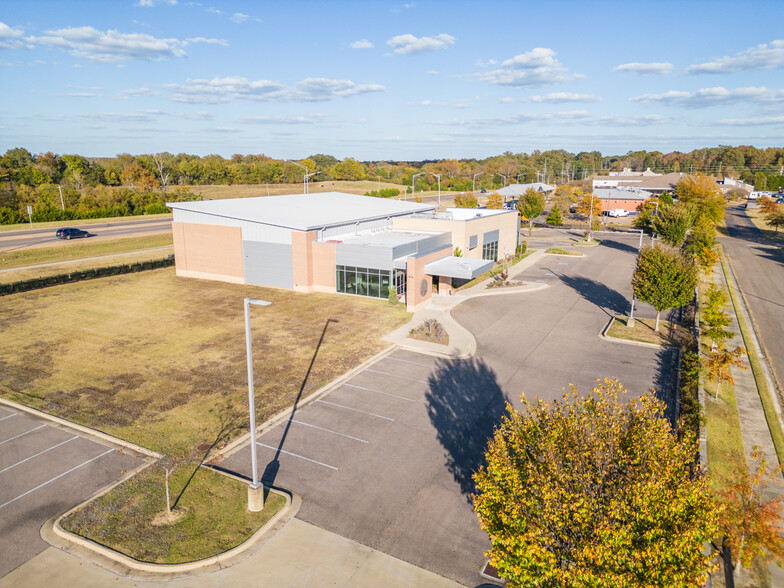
top-left (216, 344), bottom-right (399, 462)
top-left (598, 316), bottom-right (672, 350)
top-left (45, 479), bottom-right (300, 580)
top-left (0, 397), bottom-right (161, 459)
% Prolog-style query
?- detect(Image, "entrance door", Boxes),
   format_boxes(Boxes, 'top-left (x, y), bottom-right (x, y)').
top-left (432, 274), bottom-right (439, 294)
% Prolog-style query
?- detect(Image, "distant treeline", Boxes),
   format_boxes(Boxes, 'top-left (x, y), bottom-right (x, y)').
top-left (1, 145), bottom-right (783, 224)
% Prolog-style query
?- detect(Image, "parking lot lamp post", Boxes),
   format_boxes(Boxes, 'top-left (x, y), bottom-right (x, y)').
top-left (412, 172), bottom-right (425, 201)
top-left (473, 172), bottom-right (483, 193)
top-left (495, 173), bottom-right (507, 188)
top-left (430, 173), bottom-right (441, 206)
top-left (244, 297), bottom-right (272, 511)
top-left (286, 160), bottom-right (308, 194)
top-left (305, 171), bottom-right (321, 191)
top-left (627, 229), bottom-right (643, 327)
top-left (588, 192), bottom-right (595, 242)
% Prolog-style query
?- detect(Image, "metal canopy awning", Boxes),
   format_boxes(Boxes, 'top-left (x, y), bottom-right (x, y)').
top-left (424, 256), bottom-right (493, 280)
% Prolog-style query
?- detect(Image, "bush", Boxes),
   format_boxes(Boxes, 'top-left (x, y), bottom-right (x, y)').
top-left (454, 193), bottom-right (478, 208)
top-left (0, 207), bottom-right (23, 224)
top-left (145, 202), bottom-right (171, 215)
top-left (517, 241), bottom-right (527, 256)
top-left (365, 188), bottom-right (400, 198)
top-left (546, 207), bottom-right (563, 226)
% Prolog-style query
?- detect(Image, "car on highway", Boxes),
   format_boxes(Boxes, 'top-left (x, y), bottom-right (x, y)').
top-left (55, 227), bottom-right (90, 240)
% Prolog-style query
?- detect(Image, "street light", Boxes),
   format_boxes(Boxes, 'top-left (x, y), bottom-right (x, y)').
top-left (588, 191), bottom-right (595, 242)
top-left (305, 170), bottom-right (322, 191)
top-left (627, 229), bottom-right (643, 328)
top-left (286, 160), bottom-right (308, 194)
top-left (495, 173), bottom-right (507, 188)
top-left (412, 172), bottom-right (425, 202)
top-left (244, 297), bottom-right (272, 511)
top-left (430, 172), bottom-right (441, 206)
top-left (473, 172), bottom-right (483, 193)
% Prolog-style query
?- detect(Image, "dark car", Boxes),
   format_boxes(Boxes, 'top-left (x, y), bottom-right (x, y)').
top-left (55, 227), bottom-right (89, 240)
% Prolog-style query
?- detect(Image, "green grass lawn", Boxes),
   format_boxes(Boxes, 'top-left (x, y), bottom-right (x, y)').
top-left (0, 268), bottom-right (410, 454)
top-left (61, 465), bottom-right (287, 564)
top-left (545, 247), bottom-right (581, 255)
top-left (0, 233), bottom-right (174, 270)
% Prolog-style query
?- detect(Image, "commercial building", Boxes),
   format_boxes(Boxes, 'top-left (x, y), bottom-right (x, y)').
top-left (593, 187), bottom-right (653, 212)
top-left (167, 192), bottom-right (519, 310)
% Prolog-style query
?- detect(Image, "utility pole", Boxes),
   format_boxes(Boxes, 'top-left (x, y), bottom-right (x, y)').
top-left (57, 184), bottom-right (65, 210)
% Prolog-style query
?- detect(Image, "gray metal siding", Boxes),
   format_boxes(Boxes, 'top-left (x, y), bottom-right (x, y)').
top-left (483, 229), bottom-right (499, 243)
top-left (323, 218), bottom-right (392, 239)
top-left (335, 244), bottom-right (393, 269)
top-left (469, 235), bottom-right (478, 250)
top-left (243, 241), bottom-right (293, 289)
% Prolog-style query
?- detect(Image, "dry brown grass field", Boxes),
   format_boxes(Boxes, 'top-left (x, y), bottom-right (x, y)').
top-left (187, 180), bottom-right (404, 199)
top-left (0, 268), bottom-right (410, 454)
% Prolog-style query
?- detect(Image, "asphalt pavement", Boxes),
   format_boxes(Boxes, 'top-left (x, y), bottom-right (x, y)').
top-left (0, 406), bottom-right (146, 578)
top-left (721, 205), bottom-right (784, 394)
top-left (0, 218), bottom-right (172, 252)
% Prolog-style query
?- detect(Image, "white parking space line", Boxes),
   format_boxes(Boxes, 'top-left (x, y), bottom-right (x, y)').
top-left (0, 448), bottom-right (114, 510)
top-left (385, 356), bottom-right (437, 369)
top-left (343, 383), bottom-right (417, 403)
top-left (0, 424), bottom-right (46, 446)
top-left (288, 418), bottom-right (368, 443)
top-left (316, 400), bottom-right (395, 421)
top-left (0, 436), bottom-right (78, 475)
top-left (256, 442), bottom-right (338, 470)
top-left (0, 413), bottom-right (18, 422)
top-left (364, 369), bottom-right (428, 384)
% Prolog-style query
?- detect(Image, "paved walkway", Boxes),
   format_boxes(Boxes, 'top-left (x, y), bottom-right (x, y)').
top-left (383, 249), bottom-right (548, 357)
top-left (713, 262), bottom-right (784, 586)
top-left (0, 519), bottom-right (461, 588)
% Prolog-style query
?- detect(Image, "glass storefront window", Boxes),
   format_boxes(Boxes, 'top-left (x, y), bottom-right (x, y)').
top-left (336, 265), bottom-right (391, 299)
top-left (368, 274), bottom-right (379, 298)
top-left (380, 273), bottom-right (390, 298)
top-left (345, 268), bottom-right (356, 294)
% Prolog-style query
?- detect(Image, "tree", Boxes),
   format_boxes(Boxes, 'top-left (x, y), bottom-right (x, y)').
top-left (473, 379), bottom-right (718, 588)
top-left (151, 152), bottom-right (172, 192)
top-left (758, 196), bottom-right (777, 215)
top-left (705, 346), bottom-right (746, 398)
top-left (486, 192), bottom-right (503, 209)
top-left (632, 244), bottom-right (697, 331)
top-left (765, 207), bottom-right (784, 232)
top-left (517, 188), bottom-right (546, 236)
top-left (454, 193), bottom-right (477, 208)
top-left (714, 448), bottom-right (784, 586)
top-left (546, 205), bottom-right (563, 226)
top-left (685, 217), bottom-right (719, 270)
top-left (675, 174), bottom-right (726, 223)
top-left (653, 201), bottom-right (696, 247)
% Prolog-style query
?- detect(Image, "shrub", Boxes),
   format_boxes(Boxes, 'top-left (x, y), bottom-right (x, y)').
top-left (454, 193), bottom-right (478, 208)
top-left (546, 206), bottom-right (563, 226)
top-left (145, 202), bottom-right (170, 215)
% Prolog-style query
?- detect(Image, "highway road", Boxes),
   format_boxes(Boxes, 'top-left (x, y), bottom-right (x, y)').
top-left (721, 205), bottom-right (784, 393)
top-left (0, 218), bottom-right (172, 252)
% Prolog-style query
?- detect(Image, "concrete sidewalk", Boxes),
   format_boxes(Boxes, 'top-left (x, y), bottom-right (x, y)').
top-left (0, 519), bottom-right (462, 588)
top-left (712, 264), bottom-right (784, 586)
top-left (383, 249), bottom-right (548, 358)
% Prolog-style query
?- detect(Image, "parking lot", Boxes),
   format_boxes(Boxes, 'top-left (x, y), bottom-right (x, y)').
top-left (0, 406), bottom-right (145, 578)
top-left (220, 233), bottom-right (678, 587)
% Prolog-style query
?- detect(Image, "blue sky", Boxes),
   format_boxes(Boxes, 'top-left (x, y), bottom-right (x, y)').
top-left (1, 0), bottom-right (783, 160)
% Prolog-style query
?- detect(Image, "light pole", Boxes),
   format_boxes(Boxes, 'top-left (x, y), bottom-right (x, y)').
top-left (286, 160), bottom-right (308, 194)
top-left (57, 184), bottom-right (65, 210)
top-left (430, 172), bottom-right (441, 206)
top-left (305, 171), bottom-right (321, 191)
top-left (412, 172), bottom-right (425, 202)
top-left (627, 229), bottom-right (643, 328)
top-left (376, 175), bottom-right (381, 192)
top-left (473, 172), bottom-right (483, 193)
top-left (495, 173), bottom-right (507, 188)
top-left (244, 297), bottom-right (271, 511)
top-left (517, 173), bottom-right (525, 184)
top-left (588, 191), bottom-right (595, 242)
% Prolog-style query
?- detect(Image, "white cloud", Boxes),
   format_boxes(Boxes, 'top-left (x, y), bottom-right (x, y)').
top-left (499, 97), bottom-right (514, 104)
top-left (350, 39), bottom-right (374, 49)
top-left (613, 62), bottom-right (673, 75)
top-left (231, 13), bottom-right (250, 23)
top-left (687, 40), bottom-right (784, 74)
top-left (386, 33), bottom-right (454, 55)
top-left (478, 48), bottom-right (582, 87)
top-left (530, 92), bottom-right (601, 103)
top-left (630, 86), bottom-right (784, 108)
top-left (434, 111), bottom-right (666, 128)
top-left (79, 109), bottom-right (167, 122)
top-left (0, 21), bottom-right (27, 49)
top-left (59, 92), bottom-right (100, 97)
top-left (25, 26), bottom-right (226, 63)
top-left (137, 0), bottom-right (177, 6)
top-left (169, 76), bottom-right (386, 103)
top-left (115, 86), bottom-right (161, 98)
top-left (475, 58), bottom-right (498, 67)
top-left (426, 70), bottom-right (439, 75)
top-left (406, 99), bottom-right (432, 106)
top-left (237, 114), bottom-right (328, 125)
top-left (715, 115), bottom-right (784, 126)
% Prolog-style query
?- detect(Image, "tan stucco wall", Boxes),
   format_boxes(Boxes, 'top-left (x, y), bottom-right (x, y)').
top-left (172, 222), bottom-right (244, 282)
top-left (405, 246), bottom-right (451, 311)
top-left (393, 212), bottom-right (519, 260)
top-left (311, 241), bottom-right (337, 292)
top-left (291, 230), bottom-right (318, 292)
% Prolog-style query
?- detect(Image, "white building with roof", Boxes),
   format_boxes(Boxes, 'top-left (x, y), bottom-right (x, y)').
top-left (167, 192), bottom-right (519, 309)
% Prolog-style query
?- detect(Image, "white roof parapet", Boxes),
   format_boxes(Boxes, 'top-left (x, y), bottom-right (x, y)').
top-left (167, 191), bottom-right (436, 231)
top-left (425, 256), bottom-right (494, 280)
top-left (594, 187), bottom-right (653, 200)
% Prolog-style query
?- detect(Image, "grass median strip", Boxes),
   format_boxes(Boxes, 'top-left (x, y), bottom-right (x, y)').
top-left (720, 248), bottom-right (784, 467)
top-left (1, 233), bottom-right (173, 269)
top-left (606, 316), bottom-right (688, 347)
top-left (60, 465), bottom-right (286, 564)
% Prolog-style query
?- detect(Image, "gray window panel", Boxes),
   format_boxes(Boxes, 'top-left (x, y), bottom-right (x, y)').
top-left (483, 229), bottom-right (500, 243)
top-left (469, 235), bottom-right (478, 249)
top-left (243, 241), bottom-right (293, 289)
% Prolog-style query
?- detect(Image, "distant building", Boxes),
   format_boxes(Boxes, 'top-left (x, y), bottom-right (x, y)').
top-left (167, 192), bottom-right (518, 310)
top-left (592, 172), bottom-right (685, 195)
top-left (488, 182), bottom-right (557, 199)
top-left (593, 187), bottom-right (653, 212)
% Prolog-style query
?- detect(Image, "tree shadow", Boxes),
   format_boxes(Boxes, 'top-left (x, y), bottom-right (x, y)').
top-left (599, 238), bottom-right (639, 255)
top-left (725, 207), bottom-right (777, 245)
top-left (651, 346), bottom-right (680, 426)
top-left (260, 318), bottom-right (338, 493)
top-left (425, 357), bottom-right (507, 501)
top-left (553, 272), bottom-right (629, 316)
top-left (750, 244), bottom-right (784, 275)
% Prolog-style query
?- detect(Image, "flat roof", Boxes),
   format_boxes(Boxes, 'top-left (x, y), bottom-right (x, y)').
top-left (167, 192), bottom-right (437, 231)
top-left (425, 256), bottom-right (494, 280)
top-left (335, 230), bottom-right (444, 248)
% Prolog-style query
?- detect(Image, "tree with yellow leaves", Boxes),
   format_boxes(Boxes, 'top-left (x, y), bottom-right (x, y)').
top-left (474, 380), bottom-right (718, 588)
